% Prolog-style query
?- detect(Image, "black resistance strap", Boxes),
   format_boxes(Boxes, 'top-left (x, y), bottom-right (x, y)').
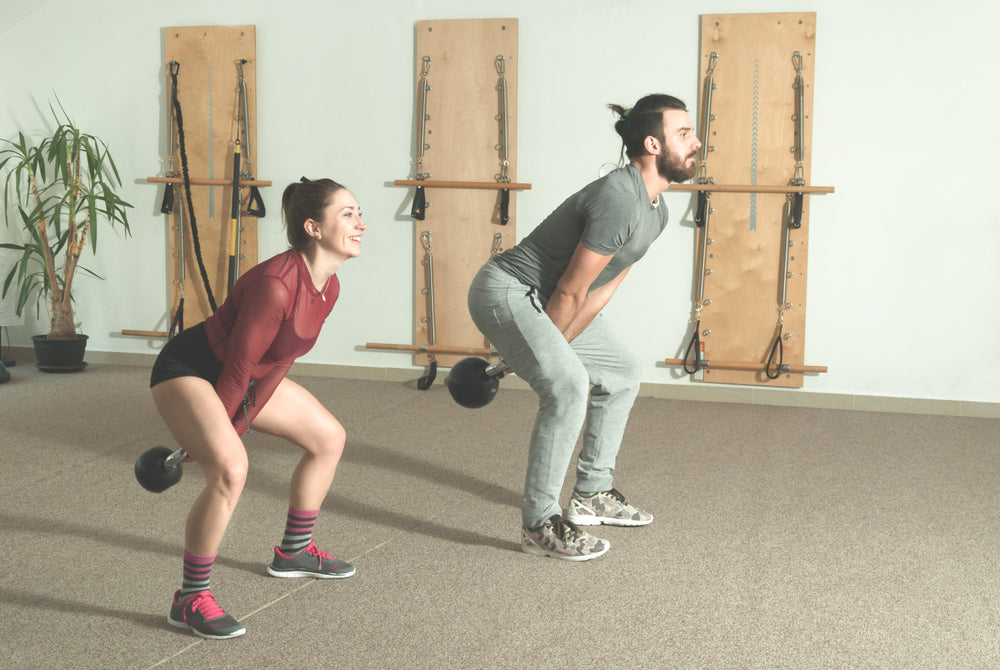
top-left (170, 61), bottom-right (218, 313)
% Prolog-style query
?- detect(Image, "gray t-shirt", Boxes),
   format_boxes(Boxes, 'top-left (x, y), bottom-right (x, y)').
top-left (493, 164), bottom-right (668, 301)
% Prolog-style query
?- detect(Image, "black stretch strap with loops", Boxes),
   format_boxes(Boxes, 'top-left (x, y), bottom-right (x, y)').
top-left (171, 61), bottom-right (218, 313)
top-left (765, 325), bottom-right (784, 380)
top-left (683, 321), bottom-right (701, 375)
top-left (168, 296), bottom-right (185, 340)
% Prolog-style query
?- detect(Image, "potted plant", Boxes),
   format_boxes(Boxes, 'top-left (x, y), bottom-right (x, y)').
top-left (0, 101), bottom-right (132, 370)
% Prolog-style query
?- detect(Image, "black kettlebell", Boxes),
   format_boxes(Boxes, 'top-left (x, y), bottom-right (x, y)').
top-left (134, 445), bottom-right (185, 493)
top-left (446, 357), bottom-right (507, 409)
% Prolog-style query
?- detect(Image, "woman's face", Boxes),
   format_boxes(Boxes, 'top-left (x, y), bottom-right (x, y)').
top-left (311, 189), bottom-right (365, 260)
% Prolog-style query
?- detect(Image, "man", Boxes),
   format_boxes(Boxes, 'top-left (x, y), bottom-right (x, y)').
top-left (468, 94), bottom-right (701, 561)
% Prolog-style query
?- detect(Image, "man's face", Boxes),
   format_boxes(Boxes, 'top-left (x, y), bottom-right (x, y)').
top-left (656, 109), bottom-right (701, 183)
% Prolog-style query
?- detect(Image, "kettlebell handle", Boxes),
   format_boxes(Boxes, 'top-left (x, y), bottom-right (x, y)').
top-left (485, 360), bottom-right (508, 378)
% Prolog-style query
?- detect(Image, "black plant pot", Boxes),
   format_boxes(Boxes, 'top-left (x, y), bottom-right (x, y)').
top-left (32, 334), bottom-right (89, 372)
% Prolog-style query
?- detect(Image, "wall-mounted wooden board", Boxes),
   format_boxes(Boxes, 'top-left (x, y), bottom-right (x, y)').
top-left (695, 12), bottom-right (817, 388)
top-left (410, 18), bottom-right (518, 369)
top-left (164, 25), bottom-right (259, 327)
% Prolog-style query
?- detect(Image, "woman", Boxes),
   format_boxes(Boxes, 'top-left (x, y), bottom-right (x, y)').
top-left (150, 177), bottom-right (366, 639)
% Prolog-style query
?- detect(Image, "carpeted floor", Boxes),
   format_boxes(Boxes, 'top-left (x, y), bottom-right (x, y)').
top-left (1, 359), bottom-right (998, 669)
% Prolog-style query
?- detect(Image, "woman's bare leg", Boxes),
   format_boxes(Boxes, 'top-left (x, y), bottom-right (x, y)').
top-left (251, 377), bottom-right (346, 510)
top-left (152, 377), bottom-right (248, 555)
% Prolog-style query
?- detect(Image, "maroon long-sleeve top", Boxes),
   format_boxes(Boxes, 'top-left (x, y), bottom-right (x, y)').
top-left (204, 249), bottom-right (339, 435)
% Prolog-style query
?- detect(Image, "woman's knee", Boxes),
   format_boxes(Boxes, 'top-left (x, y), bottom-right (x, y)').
top-left (303, 415), bottom-right (347, 461)
top-left (205, 450), bottom-right (249, 500)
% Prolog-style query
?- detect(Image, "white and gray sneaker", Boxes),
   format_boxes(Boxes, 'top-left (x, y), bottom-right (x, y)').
top-left (521, 514), bottom-right (610, 561)
top-left (566, 488), bottom-right (653, 527)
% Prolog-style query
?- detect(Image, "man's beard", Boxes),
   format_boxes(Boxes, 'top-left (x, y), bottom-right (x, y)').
top-left (657, 144), bottom-right (698, 183)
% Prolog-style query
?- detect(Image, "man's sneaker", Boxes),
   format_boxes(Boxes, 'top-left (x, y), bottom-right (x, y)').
top-left (566, 488), bottom-right (653, 527)
top-left (267, 539), bottom-right (356, 578)
top-left (521, 514), bottom-right (610, 561)
top-left (167, 590), bottom-right (246, 640)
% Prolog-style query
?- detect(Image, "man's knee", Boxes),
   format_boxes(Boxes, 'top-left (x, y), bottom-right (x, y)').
top-left (534, 360), bottom-right (590, 407)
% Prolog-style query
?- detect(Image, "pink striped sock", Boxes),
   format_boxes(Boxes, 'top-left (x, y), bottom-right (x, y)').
top-left (179, 550), bottom-right (216, 599)
top-left (279, 507), bottom-right (318, 555)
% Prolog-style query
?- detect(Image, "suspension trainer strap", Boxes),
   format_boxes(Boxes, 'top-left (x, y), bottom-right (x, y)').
top-left (228, 141), bottom-right (241, 292)
top-left (171, 61), bottom-right (218, 312)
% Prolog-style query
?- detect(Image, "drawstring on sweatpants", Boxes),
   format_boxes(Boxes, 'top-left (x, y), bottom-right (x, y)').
top-left (240, 379), bottom-right (257, 433)
top-left (526, 286), bottom-right (543, 314)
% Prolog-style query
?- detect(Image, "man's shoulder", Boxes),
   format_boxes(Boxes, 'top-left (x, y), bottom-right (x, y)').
top-left (575, 166), bottom-right (643, 215)
top-left (581, 165), bottom-right (641, 199)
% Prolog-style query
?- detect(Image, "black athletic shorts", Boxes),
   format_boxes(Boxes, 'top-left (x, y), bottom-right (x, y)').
top-left (149, 322), bottom-right (223, 388)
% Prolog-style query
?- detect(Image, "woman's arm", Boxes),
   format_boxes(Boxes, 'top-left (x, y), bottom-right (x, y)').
top-left (214, 277), bottom-right (289, 422)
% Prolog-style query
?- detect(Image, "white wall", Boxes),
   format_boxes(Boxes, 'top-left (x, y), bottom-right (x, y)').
top-left (1, 0), bottom-right (997, 404)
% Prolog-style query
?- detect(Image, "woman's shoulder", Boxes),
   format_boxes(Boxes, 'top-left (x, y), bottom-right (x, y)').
top-left (238, 251), bottom-right (298, 300)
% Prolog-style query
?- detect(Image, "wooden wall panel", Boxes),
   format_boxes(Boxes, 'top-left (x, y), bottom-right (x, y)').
top-left (409, 19), bottom-right (519, 369)
top-left (164, 25), bottom-right (260, 327)
top-left (694, 12), bottom-right (818, 387)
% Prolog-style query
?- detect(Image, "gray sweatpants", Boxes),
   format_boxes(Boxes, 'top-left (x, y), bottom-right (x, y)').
top-left (468, 260), bottom-right (642, 528)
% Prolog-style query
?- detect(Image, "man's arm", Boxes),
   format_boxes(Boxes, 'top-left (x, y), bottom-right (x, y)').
top-left (546, 242), bottom-right (631, 342)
